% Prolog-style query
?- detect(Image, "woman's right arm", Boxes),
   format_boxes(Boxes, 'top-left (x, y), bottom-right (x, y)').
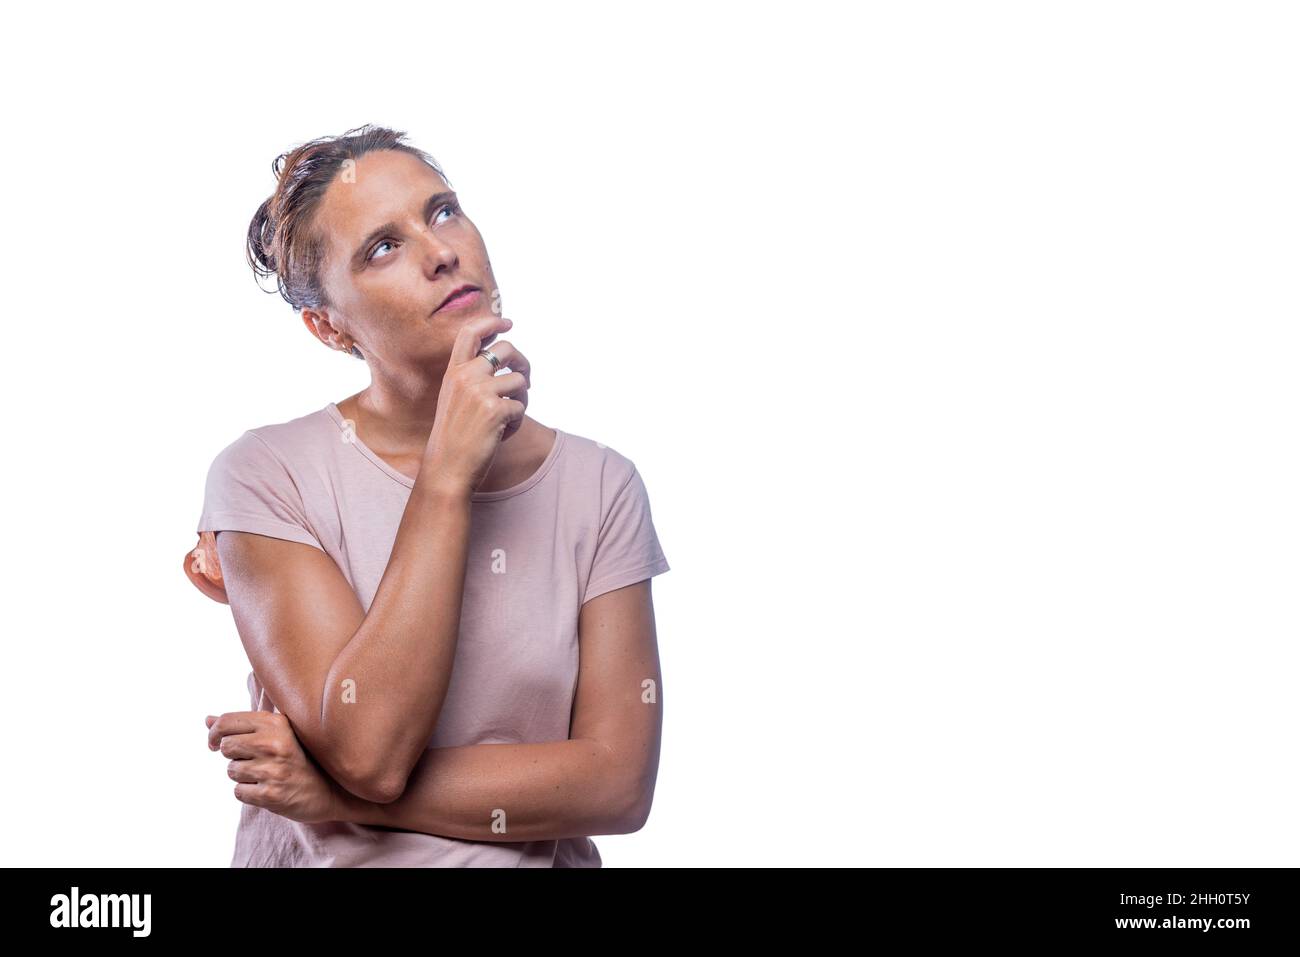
top-left (211, 313), bottom-right (528, 804)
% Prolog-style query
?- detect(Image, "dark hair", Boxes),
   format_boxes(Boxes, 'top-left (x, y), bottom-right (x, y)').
top-left (245, 123), bottom-right (450, 322)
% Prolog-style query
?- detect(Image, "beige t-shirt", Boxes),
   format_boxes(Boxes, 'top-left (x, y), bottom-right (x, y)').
top-left (195, 401), bottom-right (670, 867)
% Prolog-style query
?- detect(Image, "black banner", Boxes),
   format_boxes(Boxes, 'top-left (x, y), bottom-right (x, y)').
top-left (10, 867), bottom-right (1296, 944)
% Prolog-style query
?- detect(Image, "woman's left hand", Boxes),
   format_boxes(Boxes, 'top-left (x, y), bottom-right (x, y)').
top-left (206, 710), bottom-right (343, 824)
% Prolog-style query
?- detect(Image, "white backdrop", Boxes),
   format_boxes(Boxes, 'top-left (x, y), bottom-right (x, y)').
top-left (0, 0), bottom-right (1295, 867)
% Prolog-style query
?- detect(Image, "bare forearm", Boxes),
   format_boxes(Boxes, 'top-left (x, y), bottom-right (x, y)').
top-left (332, 739), bottom-right (637, 841)
top-left (322, 470), bottom-right (473, 795)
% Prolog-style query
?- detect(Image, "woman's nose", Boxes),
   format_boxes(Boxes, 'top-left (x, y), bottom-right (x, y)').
top-left (419, 230), bottom-right (458, 272)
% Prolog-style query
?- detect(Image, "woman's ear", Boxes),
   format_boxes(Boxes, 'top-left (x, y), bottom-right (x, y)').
top-left (183, 532), bottom-right (229, 604)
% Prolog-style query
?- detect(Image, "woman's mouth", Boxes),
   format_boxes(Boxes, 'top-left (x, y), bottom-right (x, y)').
top-left (435, 287), bottom-right (481, 313)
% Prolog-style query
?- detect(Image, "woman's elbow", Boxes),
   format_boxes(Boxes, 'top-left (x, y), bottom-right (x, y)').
top-left (312, 733), bottom-right (407, 805)
top-left (620, 796), bottom-right (652, 834)
top-left (311, 714), bottom-right (418, 805)
top-left (338, 749), bottom-right (410, 805)
top-left (610, 770), bottom-right (656, 834)
top-left (330, 761), bottom-right (404, 805)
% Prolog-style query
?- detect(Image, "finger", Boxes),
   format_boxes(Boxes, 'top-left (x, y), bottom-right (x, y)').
top-left (233, 782), bottom-right (272, 808)
top-left (500, 389), bottom-right (528, 441)
top-left (219, 735), bottom-right (260, 759)
top-left (451, 314), bottom-right (513, 367)
top-left (186, 545), bottom-right (228, 604)
top-left (499, 396), bottom-right (527, 427)
top-left (207, 711), bottom-right (268, 751)
top-left (488, 370), bottom-right (529, 400)
top-left (476, 341), bottom-right (531, 389)
top-left (227, 757), bottom-right (262, 783)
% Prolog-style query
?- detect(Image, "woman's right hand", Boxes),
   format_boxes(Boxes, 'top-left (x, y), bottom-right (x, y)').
top-left (425, 313), bottom-right (530, 495)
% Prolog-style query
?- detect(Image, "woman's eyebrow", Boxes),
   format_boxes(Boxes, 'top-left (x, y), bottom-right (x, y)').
top-left (352, 190), bottom-right (458, 263)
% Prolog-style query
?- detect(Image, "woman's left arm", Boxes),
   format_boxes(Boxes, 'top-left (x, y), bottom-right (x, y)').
top-left (333, 579), bottom-right (664, 840)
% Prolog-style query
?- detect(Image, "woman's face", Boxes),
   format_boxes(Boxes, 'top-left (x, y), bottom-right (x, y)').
top-left (305, 149), bottom-right (499, 367)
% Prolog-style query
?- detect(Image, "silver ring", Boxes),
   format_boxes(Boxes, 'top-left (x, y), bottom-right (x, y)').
top-left (476, 348), bottom-right (501, 371)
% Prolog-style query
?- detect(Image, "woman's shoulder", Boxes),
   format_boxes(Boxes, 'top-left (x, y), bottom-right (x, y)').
top-left (547, 422), bottom-right (651, 499)
top-left (189, 404), bottom-right (336, 605)
top-left (551, 422), bottom-right (634, 467)
top-left (205, 403), bottom-right (338, 470)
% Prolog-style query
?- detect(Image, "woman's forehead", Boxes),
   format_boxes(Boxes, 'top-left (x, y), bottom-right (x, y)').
top-left (318, 151), bottom-right (449, 243)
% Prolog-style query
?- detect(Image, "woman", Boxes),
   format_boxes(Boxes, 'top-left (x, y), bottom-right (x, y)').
top-left (184, 124), bottom-right (670, 867)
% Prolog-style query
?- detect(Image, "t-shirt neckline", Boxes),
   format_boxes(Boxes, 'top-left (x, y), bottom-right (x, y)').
top-left (323, 402), bottom-right (564, 502)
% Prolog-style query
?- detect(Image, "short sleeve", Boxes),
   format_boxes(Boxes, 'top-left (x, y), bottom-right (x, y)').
top-left (196, 431), bottom-right (325, 552)
top-left (583, 463), bottom-right (670, 605)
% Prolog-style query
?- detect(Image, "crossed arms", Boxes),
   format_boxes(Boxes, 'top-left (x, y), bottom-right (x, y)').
top-left (198, 495), bottom-right (663, 840)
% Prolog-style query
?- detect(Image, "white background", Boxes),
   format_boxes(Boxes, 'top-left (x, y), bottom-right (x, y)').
top-left (0, 0), bottom-right (1295, 866)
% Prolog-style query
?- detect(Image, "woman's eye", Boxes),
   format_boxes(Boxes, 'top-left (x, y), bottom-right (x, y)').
top-left (367, 204), bottom-right (459, 262)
